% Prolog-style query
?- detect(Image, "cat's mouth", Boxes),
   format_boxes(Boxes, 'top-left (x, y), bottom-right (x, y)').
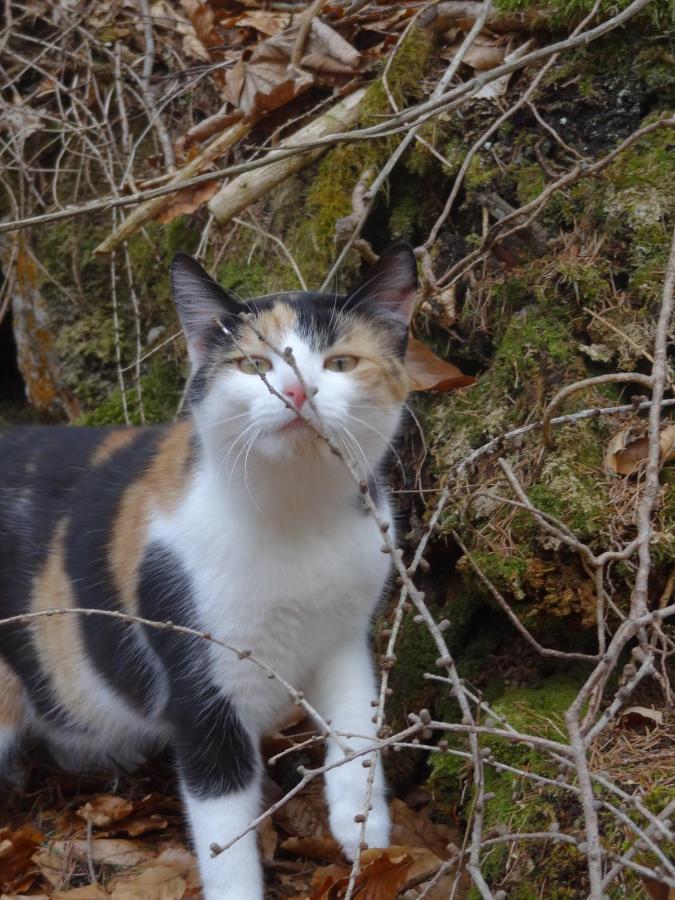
top-left (279, 415), bottom-right (313, 434)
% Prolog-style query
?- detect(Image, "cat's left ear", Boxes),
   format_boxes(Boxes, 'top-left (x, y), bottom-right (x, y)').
top-left (171, 253), bottom-right (241, 368)
top-left (346, 243), bottom-right (418, 330)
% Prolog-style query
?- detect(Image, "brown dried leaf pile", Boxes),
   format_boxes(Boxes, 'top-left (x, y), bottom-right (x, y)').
top-left (2, 718), bottom-right (460, 900)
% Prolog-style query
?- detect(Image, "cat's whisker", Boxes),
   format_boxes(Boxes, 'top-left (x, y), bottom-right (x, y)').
top-left (219, 422), bottom-right (260, 488)
top-left (335, 424), bottom-right (373, 483)
top-left (402, 402), bottom-right (427, 454)
top-left (341, 411), bottom-right (405, 474)
top-left (333, 427), bottom-right (361, 473)
top-left (205, 410), bottom-right (250, 430)
top-left (243, 428), bottom-right (263, 514)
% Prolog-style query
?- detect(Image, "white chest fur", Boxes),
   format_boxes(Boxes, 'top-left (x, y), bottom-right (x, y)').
top-left (149, 458), bottom-right (392, 735)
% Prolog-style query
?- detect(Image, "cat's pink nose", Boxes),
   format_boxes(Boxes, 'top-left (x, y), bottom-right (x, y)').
top-left (283, 383), bottom-right (306, 410)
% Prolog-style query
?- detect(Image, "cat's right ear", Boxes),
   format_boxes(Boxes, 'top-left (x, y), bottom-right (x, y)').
top-left (171, 253), bottom-right (241, 368)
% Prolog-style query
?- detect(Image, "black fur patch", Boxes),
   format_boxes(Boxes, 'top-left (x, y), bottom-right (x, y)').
top-left (63, 428), bottom-right (164, 712)
top-left (138, 543), bottom-right (256, 798)
top-left (0, 427), bottom-right (126, 722)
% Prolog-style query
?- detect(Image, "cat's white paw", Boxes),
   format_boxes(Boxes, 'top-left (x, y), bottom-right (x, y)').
top-left (202, 883), bottom-right (263, 900)
top-left (330, 800), bottom-right (391, 862)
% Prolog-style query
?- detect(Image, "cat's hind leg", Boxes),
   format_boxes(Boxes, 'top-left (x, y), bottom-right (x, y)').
top-left (0, 656), bottom-right (26, 783)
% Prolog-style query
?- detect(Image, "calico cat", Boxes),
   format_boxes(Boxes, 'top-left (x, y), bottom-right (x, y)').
top-left (0, 243), bottom-right (417, 899)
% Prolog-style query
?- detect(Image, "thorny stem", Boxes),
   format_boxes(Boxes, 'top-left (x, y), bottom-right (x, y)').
top-left (631, 227), bottom-right (675, 619)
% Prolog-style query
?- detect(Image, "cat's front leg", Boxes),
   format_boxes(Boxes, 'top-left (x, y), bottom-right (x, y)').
top-left (182, 780), bottom-right (263, 900)
top-left (307, 638), bottom-right (390, 860)
top-left (172, 699), bottom-right (264, 900)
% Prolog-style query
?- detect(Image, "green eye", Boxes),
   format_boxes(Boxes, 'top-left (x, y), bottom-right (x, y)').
top-left (238, 356), bottom-right (272, 375)
top-left (325, 355), bottom-right (358, 373)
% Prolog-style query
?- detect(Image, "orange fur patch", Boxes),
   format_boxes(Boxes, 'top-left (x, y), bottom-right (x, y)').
top-left (231, 304), bottom-right (298, 359)
top-left (108, 421), bottom-right (195, 613)
top-left (91, 429), bottom-right (139, 465)
top-left (31, 520), bottom-right (90, 718)
top-left (331, 322), bottom-right (410, 406)
top-left (0, 656), bottom-right (23, 730)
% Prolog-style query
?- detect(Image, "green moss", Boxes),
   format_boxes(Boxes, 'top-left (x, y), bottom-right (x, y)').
top-left (430, 674), bottom-right (581, 799)
top-left (77, 357), bottom-right (184, 426)
top-left (216, 254), bottom-right (269, 298)
top-left (388, 193), bottom-right (427, 240)
top-left (286, 26), bottom-right (435, 285)
top-left (466, 551), bottom-right (530, 602)
top-left (492, 0), bottom-right (672, 30)
top-left (33, 212), bottom-right (199, 417)
top-left (425, 305), bottom-right (580, 475)
top-left (529, 457), bottom-right (607, 539)
top-left (386, 583), bottom-right (486, 732)
top-left (515, 163), bottom-right (546, 206)
top-left (431, 676), bottom-right (589, 895)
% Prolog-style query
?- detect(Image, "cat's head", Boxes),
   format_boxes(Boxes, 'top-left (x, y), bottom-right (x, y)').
top-left (170, 245), bottom-right (417, 473)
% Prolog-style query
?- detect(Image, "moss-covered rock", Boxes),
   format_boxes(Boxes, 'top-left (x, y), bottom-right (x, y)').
top-left (31, 213), bottom-right (200, 420)
top-left (430, 675), bottom-right (589, 896)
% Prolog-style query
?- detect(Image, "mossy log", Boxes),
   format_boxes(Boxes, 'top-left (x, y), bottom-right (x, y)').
top-left (207, 88), bottom-right (366, 226)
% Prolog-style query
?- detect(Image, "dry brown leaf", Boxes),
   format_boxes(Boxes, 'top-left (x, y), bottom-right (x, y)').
top-left (390, 799), bottom-right (456, 860)
top-left (153, 847), bottom-right (201, 895)
top-left (281, 835), bottom-right (343, 862)
top-left (604, 424), bottom-right (675, 476)
top-left (222, 18), bottom-right (360, 118)
top-left (151, 2), bottom-right (210, 62)
top-left (109, 865), bottom-right (186, 900)
top-left (48, 839), bottom-right (151, 868)
top-left (241, 62), bottom-right (312, 118)
top-left (274, 780), bottom-right (329, 840)
top-left (182, 0), bottom-right (219, 50)
top-left (0, 826), bottom-right (44, 892)
top-left (120, 816), bottom-right (169, 837)
top-left (1, 895), bottom-right (49, 900)
top-left (32, 846), bottom-right (68, 888)
top-left (619, 706), bottom-right (664, 729)
top-left (77, 796), bottom-right (134, 828)
top-left (443, 33), bottom-right (506, 71)
top-left (155, 181), bottom-right (219, 225)
top-left (404, 337), bottom-right (476, 392)
top-left (181, 34), bottom-right (211, 62)
top-left (258, 816), bottom-right (278, 864)
top-left (308, 19), bottom-right (360, 69)
top-left (462, 43), bottom-right (506, 70)
top-left (402, 846), bottom-right (453, 900)
top-left (642, 877), bottom-right (675, 900)
top-left (53, 886), bottom-right (110, 899)
top-left (236, 11), bottom-right (290, 36)
top-left (310, 849), bottom-right (414, 899)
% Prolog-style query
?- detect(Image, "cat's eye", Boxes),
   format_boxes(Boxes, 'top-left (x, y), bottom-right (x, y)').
top-left (238, 356), bottom-right (272, 375)
top-left (325, 355), bottom-right (358, 373)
